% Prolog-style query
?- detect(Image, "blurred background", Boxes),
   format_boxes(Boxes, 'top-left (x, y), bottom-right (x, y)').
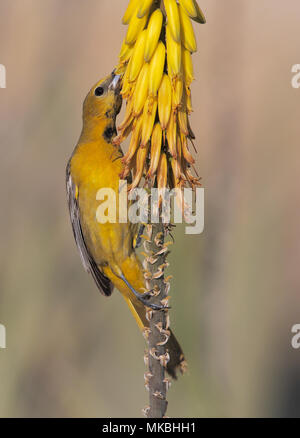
top-left (0, 0), bottom-right (300, 418)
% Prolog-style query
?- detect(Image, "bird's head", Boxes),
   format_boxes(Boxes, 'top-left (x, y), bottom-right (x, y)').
top-left (81, 71), bottom-right (122, 143)
top-left (83, 71), bottom-right (122, 122)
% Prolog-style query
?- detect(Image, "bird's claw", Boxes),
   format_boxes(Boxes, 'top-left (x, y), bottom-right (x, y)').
top-left (138, 294), bottom-right (170, 311)
top-left (120, 274), bottom-right (170, 311)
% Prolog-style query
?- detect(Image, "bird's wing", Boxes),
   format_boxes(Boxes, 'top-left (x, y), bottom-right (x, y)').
top-left (66, 163), bottom-right (113, 297)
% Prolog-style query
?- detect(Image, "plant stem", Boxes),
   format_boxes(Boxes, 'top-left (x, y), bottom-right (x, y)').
top-left (144, 221), bottom-right (170, 418)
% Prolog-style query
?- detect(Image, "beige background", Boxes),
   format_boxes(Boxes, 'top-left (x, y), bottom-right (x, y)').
top-left (0, 0), bottom-right (300, 417)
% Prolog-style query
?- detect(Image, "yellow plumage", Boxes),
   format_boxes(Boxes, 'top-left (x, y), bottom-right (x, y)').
top-left (67, 73), bottom-right (184, 378)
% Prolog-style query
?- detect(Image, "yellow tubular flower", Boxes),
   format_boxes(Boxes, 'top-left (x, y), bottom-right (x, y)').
top-left (126, 8), bottom-right (149, 45)
top-left (144, 9), bottom-right (164, 62)
top-left (130, 143), bottom-right (149, 190)
top-left (178, 4), bottom-right (197, 53)
top-left (129, 30), bottom-right (147, 82)
top-left (158, 74), bottom-right (172, 130)
top-left (141, 97), bottom-right (158, 147)
top-left (122, 0), bottom-right (140, 25)
top-left (186, 91), bottom-right (193, 114)
top-left (181, 133), bottom-right (195, 164)
top-left (173, 76), bottom-right (184, 108)
top-left (149, 41), bottom-right (166, 97)
top-left (148, 123), bottom-right (163, 177)
top-left (113, 118), bottom-right (134, 146)
top-left (166, 110), bottom-right (177, 158)
top-left (170, 156), bottom-right (182, 186)
top-left (166, 25), bottom-right (182, 78)
top-left (178, 0), bottom-right (197, 18)
top-left (138, 0), bottom-right (154, 18)
top-left (178, 107), bottom-right (189, 136)
top-left (163, 0), bottom-right (181, 43)
top-left (182, 48), bottom-right (194, 86)
top-left (133, 63), bottom-right (150, 116)
top-left (157, 153), bottom-right (168, 190)
top-left (121, 72), bottom-right (135, 98)
top-left (117, 0), bottom-right (206, 192)
top-left (123, 116), bottom-right (143, 164)
top-left (118, 98), bottom-right (134, 131)
top-left (119, 40), bottom-right (134, 63)
top-left (121, 52), bottom-right (134, 96)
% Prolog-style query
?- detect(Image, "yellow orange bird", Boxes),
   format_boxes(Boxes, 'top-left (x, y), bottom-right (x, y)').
top-left (66, 72), bottom-right (184, 377)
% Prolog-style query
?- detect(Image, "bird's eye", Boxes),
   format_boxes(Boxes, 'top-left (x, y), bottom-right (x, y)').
top-left (95, 86), bottom-right (104, 97)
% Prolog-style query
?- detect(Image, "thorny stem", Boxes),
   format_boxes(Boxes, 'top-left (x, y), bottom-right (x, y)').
top-left (142, 0), bottom-right (171, 420)
top-left (143, 221), bottom-right (170, 418)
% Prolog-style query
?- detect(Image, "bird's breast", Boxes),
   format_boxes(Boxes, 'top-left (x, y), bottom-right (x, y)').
top-left (70, 141), bottom-right (133, 267)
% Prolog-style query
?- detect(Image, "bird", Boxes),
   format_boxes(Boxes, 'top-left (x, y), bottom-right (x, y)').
top-left (66, 71), bottom-right (185, 378)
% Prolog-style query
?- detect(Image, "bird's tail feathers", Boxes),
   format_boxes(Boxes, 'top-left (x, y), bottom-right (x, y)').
top-left (104, 257), bottom-right (187, 378)
top-left (123, 293), bottom-right (186, 379)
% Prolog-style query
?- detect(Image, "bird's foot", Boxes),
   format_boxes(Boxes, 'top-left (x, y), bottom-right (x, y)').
top-left (137, 293), bottom-right (169, 311)
top-left (120, 275), bottom-right (170, 311)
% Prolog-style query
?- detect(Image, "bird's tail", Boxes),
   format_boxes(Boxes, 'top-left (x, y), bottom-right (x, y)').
top-left (123, 294), bottom-right (186, 379)
top-left (104, 256), bottom-right (186, 379)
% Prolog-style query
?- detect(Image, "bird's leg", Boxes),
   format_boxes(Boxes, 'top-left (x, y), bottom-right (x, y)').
top-left (120, 275), bottom-right (170, 311)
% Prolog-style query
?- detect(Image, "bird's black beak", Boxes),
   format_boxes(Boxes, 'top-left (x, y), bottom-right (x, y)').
top-left (108, 71), bottom-right (122, 116)
top-left (109, 71), bottom-right (121, 93)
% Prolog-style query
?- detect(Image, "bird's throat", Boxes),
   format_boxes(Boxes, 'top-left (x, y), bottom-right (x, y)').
top-left (80, 116), bottom-right (117, 145)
